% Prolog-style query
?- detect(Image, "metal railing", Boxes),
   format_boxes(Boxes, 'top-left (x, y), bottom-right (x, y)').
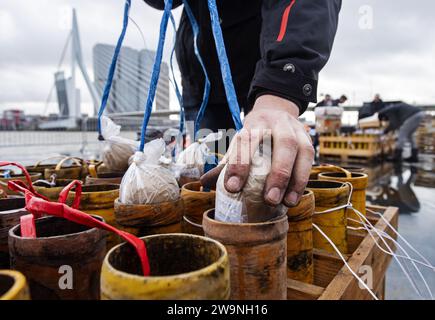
top-left (107, 105), bottom-right (435, 118)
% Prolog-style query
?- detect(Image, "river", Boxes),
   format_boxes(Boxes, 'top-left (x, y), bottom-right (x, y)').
top-left (0, 131), bottom-right (137, 164)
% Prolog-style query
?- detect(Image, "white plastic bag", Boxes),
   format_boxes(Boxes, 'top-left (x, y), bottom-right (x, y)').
top-left (215, 141), bottom-right (287, 223)
top-left (101, 116), bottom-right (139, 172)
top-left (119, 138), bottom-right (180, 205)
top-left (176, 132), bottom-right (222, 181)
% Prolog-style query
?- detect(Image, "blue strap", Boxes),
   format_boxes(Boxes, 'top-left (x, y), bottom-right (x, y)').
top-left (183, 0), bottom-right (211, 140)
top-left (169, 13), bottom-right (185, 135)
top-left (139, 0), bottom-right (174, 152)
top-left (207, 0), bottom-right (243, 131)
top-left (203, 154), bottom-right (219, 192)
top-left (96, 0), bottom-right (131, 139)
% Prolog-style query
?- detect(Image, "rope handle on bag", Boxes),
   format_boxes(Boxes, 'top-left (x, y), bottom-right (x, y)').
top-left (207, 0), bottom-right (243, 131)
top-left (57, 180), bottom-right (83, 210)
top-left (183, 0), bottom-right (211, 140)
top-left (8, 179), bottom-right (151, 276)
top-left (8, 180), bottom-right (46, 236)
top-left (0, 161), bottom-right (49, 200)
top-left (139, 0), bottom-right (174, 152)
top-left (88, 165), bottom-right (98, 178)
top-left (54, 157), bottom-right (83, 171)
top-left (33, 155), bottom-right (68, 167)
top-left (88, 161), bottom-right (103, 178)
top-left (97, 0), bottom-right (131, 139)
top-left (169, 13), bottom-right (185, 137)
top-left (168, 13), bottom-right (185, 158)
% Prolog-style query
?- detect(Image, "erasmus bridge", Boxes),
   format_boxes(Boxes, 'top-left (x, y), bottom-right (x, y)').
top-left (40, 9), bottom-right (172, 130)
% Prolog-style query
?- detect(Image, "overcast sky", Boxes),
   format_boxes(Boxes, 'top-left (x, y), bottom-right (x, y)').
top-left (0, 0), bottom-right (434, 115)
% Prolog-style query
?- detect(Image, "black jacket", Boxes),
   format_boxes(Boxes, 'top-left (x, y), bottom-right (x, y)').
top-left (144, 0), bottom-right (341, 115)
top-left (371, 99), bottom-right (385, 114)
top-left (379, 103), bottom-right (422, 133)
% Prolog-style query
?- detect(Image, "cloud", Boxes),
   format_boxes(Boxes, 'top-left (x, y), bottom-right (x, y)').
top-left (0, 0), bottom-right (182, 114)
top-left (319, 0), bottom-right (435, 104)
top-left (0, 0), bottom-right (434, 115)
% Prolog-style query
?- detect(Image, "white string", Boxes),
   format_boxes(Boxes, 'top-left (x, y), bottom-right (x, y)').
top-left (367, 207), bottom-right (434, 271)
top-left (313, 181), bottom-right (353, 216)
top-left (128, 16), bottom-right (149, 52)
top-left (313, 181), bottom-right (433, 299)
top-left (347, 220), bottom-right (435, 271)
top-left (313, 223), bottom-right (379, 300)
top-left (372, 230), bottom-right (434, 300)
top-left (348, 217), bottom-right (434, 300)
top-left (348, 225), bottom-right (435, 270)
top-left (346, 206), bottom-right (425, 299)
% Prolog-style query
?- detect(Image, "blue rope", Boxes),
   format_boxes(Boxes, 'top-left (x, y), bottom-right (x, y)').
top-left (207, 0), bottom-right (243, 131)
top-left (96, 0), bottom-right (131, 139)
top-left (183, 0), bottom-right (211, 140)
top-left (169, 13), bottom-right (185, 135)
top-left (139, 0), bottom-right (174, 152)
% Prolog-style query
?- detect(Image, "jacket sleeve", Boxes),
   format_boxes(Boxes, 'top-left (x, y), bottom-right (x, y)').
top-left (143, 0), bottom-right (183, 10)
top-left (248, 0), bottom-right (342, 115)
top-left (379, 107), bottom-right (398, 133)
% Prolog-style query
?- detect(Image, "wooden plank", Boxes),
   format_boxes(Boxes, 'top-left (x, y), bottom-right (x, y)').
top-left (375, 277), bottom-right (386, 300)
top-left (287, 279), bottom-right (325, 300)
top-left (347, 231), bottom-right (365, 253)
top-left (318, 206), bottom-right (399, 300)
top-left (313, 249), bottom-right (345, 288)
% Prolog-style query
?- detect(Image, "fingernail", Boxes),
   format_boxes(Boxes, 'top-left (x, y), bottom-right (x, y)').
top-left (267, 187), bottom-right (282, 204)
top-left (286, 191), bottom-right (299, 206)
top-left (226, 176), bottom-right (241, 192)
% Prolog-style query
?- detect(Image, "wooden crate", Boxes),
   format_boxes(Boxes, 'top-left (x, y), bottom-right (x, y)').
top-left (380, 133), bottom-right (396, 157)
top-left (319, 133), bottom-right (383, 163)
top-left (365, 163), bottom-right (394, 189)
top-left (415, 170), bottom-right (435, 188)
top-left (287, 205), bottom-right (399, 300)
top-left (416, 115), bottom-right (435, 155)
top-left (419, 154), bottom-right (435, 173)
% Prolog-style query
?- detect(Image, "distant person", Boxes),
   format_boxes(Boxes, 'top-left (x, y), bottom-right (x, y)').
top-left (358, 103), bottom-right (373, 120)
top-left (313, 94), bottom-right (346, 155)
top-left (371, 94), bottom-right (385, 114)
top-left (331, 95), bottom-right (348, 106)
top-left (378, 103), bottom-right (424, 162)
top-left (315, 94), bottom-right (333, 107)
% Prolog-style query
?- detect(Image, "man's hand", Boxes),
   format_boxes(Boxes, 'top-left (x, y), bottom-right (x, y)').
top-left (223, 95), bottom-right (314, 207)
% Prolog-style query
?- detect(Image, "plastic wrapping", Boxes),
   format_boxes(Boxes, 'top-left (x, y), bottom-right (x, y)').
top-left (176, 132), bottom-right (222, 181)
top-left (119, 139), bottom-right (179, 205)
top-left (101, 116), bottom-right (139, 172)
top-left (215, 142), bottom-right (287, 223)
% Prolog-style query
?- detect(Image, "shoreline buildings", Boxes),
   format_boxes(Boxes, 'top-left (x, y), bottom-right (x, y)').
top-left (93, 44), bottom-right (170, 114)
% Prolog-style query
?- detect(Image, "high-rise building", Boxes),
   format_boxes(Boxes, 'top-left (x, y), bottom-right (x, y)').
top-left (93, 44), bottom-right (170, 114)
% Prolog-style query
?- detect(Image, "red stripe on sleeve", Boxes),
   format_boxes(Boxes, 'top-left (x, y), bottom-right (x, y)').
top-left (276, 0), bottom-right (297, 42)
